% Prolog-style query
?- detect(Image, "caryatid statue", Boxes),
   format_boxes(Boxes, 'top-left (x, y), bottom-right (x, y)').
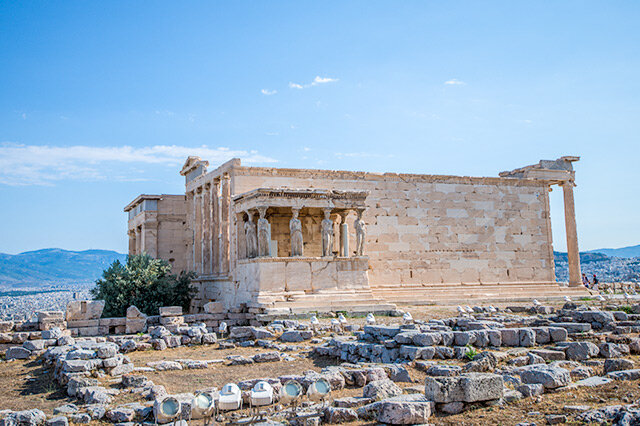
top-left (321, 208), bottom-right (334, 257)
top-left (244, 211), bottom-right (258, 258)
top-left (289, 207), bottom-right (303, 256)
top-left (257, 206), bottom-right (270, 257)
top-left (354, 209), bottom-right (366, 256)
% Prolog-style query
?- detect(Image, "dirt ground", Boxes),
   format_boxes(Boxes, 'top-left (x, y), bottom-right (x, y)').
top-left (0, 300), bottom-right (634, 425)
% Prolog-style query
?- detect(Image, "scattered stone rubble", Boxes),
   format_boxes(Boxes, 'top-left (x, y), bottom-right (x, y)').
top-left (3, 300), bottom-right (640, 425)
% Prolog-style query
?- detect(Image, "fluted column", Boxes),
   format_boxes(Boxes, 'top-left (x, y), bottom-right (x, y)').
top-left (208, 183), bottom-right (215, 274)
top-left (194, 188), bottom-right (203, 274)
top-left (202, 183), bottom-right (211, 275)
top-left (220, 174), bottom-right (231, 274)
top-left (212, 179), bottom-right (221, 274)
top-left (188, 190), bottom-right (196, 271)
top-left (562, 181), bottom-right (582, 286)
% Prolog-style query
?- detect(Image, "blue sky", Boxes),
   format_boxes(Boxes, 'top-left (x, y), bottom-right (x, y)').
top-left (0, 1), bottom-right (638, 254)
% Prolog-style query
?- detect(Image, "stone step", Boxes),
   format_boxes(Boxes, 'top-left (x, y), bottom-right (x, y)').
top-left (370, 282), bottom-right (591, 305)
top-left (371, 288), bottom-right (589, 297)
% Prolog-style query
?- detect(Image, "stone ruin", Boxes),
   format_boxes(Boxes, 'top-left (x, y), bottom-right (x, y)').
top-left (3, 298), bottom-right (640, 425)
top-left (125, 156), bottom-right (590, 316)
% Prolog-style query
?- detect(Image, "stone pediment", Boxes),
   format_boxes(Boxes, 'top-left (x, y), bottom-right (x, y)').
top-left (180, 156), bottom-right (210, 176)
top-left (499, 156), bottom-right (579, 183)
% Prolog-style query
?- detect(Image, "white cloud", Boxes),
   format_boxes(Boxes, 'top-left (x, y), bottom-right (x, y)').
top-left (444, 79), bottom-right (466, 85)
top-left (21, 113), bottom-right (27, 120)
top-left (261, 89), bottom-right (277, 95)
top-left (312, 76), bottom-right (338, 85)
top-left (289, 76), bottom-right (338, 89)
top-left (0, 142), bottom-right (277, 186)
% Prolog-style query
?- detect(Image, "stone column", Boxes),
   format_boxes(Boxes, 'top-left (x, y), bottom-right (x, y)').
top-left (208, 183), bottom-right (215, 274)
top-left (220, 174), bottom-right (231, 274)
top-left (212, 179), bottom-right (221, 274)
top-left (194, 188), bottom-right (203, 274)
top-left (202, 183), bottom-right (211, 275)
top-left (562, 181), bottom-right (582, 286)
top-left (188, 190), bottom-right (196, 271)
top-left (128, 230), bottom-right (136, 255)
top-left (142, 220), bottom-right (158, 258)
top-left (339, 211), bottom-right (349, 257)
top-left (135, 227), bottom-right (141, 255)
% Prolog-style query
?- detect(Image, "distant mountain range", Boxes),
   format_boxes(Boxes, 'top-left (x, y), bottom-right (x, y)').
top-left (0, 248), bottom-right (127, 289)
top-left (586, 244), bottom-right (640, 259)
top-left (554, 244), bottom-right (640, 261)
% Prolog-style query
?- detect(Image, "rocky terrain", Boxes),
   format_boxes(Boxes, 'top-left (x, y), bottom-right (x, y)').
top-left (3, 300), bottom-right (640, 425)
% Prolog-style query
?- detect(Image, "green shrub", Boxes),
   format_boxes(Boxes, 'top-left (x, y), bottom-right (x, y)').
top-left (464, 344), bottom-right (478, 361)
top-left (91, 253), bottom-right (196, 317)
top-left (605, 305), bottom-right (633, 314)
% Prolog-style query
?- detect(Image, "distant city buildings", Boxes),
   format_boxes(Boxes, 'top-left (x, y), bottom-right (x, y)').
top-left (555, 256), bottom-right (640, 283)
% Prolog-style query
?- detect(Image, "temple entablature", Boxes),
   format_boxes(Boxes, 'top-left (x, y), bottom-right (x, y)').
top-left (499, 155), bottom-right (579, 184)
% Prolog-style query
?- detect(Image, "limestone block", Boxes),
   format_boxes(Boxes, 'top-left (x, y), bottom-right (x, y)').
top-left (203, 302), bottom-right (225, 313)
top-left (501, 329), bottom-right (519, 347)
top-left (517, 364), bottom-right (570, 389)
top-left (66, 300), bottom-right (105, 321)
top-left (256, 261), bottom-right (285, 292)
top-left (67, 319), bottom-right (100, 328)
top-left (126, 305), bottom-right (145, 319)
top-left (98, 317), bottom-right (126, 326)
top-left (565, 342), bottom-right (600, 361)
top-left (519, 328), bottom-right (536, 347)
top-left (311, 261), bottom-right (338, 290)
top-left (285, 261), bottom-right (312, 291)
top-left (37, 311), bottom-right (64, 322)
top-left (125, 318), bottom-right (147, 334)
top-left (424, 373), bottom-right (503, 403)
top-left (0, 320), bottom-right (14, 332)
top-left (76, 326), bottom-right (100, 336)
top-left (6, 346), bottom-right (32, 359)
top-left (376, 399), bottom-right (432, 424)
top-left (159, 306), bottom-right (183, 316)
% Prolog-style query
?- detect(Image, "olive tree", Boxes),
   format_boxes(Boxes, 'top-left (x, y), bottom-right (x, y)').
top-left (91, 254), bottom-right (196, 317)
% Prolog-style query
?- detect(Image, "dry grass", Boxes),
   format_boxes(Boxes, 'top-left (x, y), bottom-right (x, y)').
top-left (0, 300), bottom-right (636, 425)
top-left (0, 359), bottom-right (72, 413)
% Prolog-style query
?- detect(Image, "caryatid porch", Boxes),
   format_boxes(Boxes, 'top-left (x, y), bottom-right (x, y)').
top-left (231, 188), bottom-right (377, 307)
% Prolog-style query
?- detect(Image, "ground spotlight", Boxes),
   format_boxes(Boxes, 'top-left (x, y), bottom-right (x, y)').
top-left (307, 378), bottom-right (331, 402)
top-left (191, 391), bottom-right (216, 419)
top-left (154, 396), bottom-right (181, 424)
top-left (219, 383), bottom-right (242, 411)
top-left (280, 380), bottom-right (303, 405)
top-left (250, 381), bottom-right (274, 406)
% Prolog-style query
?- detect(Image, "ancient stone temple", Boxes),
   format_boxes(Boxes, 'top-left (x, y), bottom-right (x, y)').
top-left (125, 155), bottom-right (588, 314)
